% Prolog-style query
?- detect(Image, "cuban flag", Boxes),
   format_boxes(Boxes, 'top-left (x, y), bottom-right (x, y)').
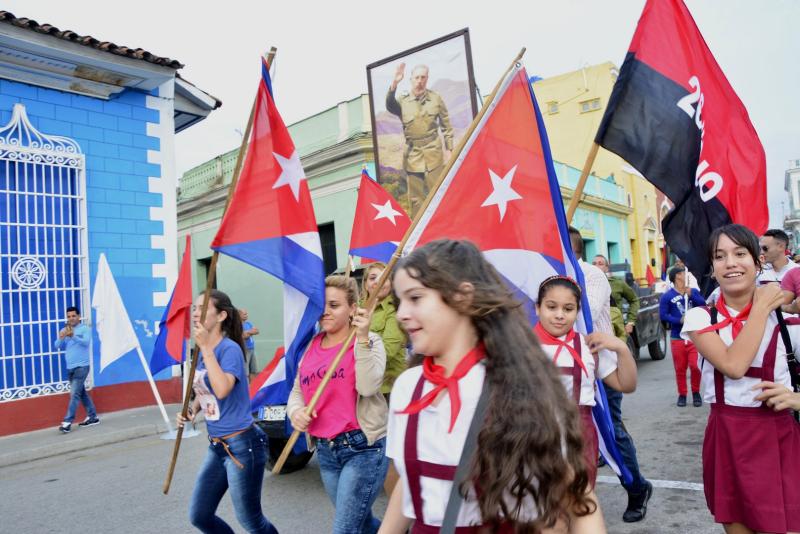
top-left (150, 236), bottom-right (193, 375)
top-left (403, 64), bottom-right (632, 483)
top-left (211, 58), bottom-right (325, 429)
top-left (349, 169), bottom-right (411, 263)
top-left (596, 0), bottom-right (767, 291)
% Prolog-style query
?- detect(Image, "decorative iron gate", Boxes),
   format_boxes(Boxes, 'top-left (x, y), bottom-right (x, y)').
top-left (0, 103), bottom-right (89, 402)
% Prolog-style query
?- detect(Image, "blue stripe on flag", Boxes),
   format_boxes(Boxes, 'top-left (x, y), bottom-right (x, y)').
top-left (213, 236), bottom-right (324, 301)
top-left (349, 242), bottom-right (397, 263)
top-left (150, 292), bottom-right (180, 376)
top-left (261, 60), bottom-right (274, 97)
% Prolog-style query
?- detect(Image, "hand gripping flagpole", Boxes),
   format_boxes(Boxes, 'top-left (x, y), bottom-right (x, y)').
top-left (162, 47), bottom-right (278, 495)
top-left (271, 48), bottom-right (527, 474)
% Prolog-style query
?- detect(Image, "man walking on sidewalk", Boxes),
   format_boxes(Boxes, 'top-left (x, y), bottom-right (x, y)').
top-left (54, 306), bottom-right (99, 433)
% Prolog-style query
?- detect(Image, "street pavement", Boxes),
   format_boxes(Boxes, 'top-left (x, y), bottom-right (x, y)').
top-left (1, 345), bottom-right (717, 533)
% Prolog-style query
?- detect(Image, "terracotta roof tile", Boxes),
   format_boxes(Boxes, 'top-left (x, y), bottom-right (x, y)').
top-left (0, 11), bottom-right (183, 69)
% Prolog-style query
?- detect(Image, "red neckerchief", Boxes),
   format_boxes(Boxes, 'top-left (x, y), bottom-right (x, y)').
top-left (697, 293), bottom-right (752, 339)
top-left (534, 323), bottom-right (588, 378)
top-left (398, 344), bottom-right (485, 433)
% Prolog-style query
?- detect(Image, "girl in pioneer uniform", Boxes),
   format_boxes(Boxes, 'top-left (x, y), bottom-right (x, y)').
top-left (534, 275), bottom-right (637, 486)
top-left (683, 224), bottom-right (800, 534)
top-left (380, 239), bottom-right (604, 534)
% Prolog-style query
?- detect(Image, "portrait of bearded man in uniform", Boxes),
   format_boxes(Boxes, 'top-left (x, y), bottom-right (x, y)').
top-left (385, 63), bottom-right (454, 215)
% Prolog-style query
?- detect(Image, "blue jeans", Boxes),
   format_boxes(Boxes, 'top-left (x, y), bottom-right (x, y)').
top-left (63, 366), bottom-right (96, 423)
top-left (189, 426), bottom-right (278, 534)
top-left (603, 382), bottom-right (648, 494)
top-left (316, 430), bottom-right (388, 534)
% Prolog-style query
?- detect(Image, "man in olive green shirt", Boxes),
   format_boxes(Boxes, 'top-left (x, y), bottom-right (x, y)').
top-left (610, 299), bottom-right (627, 343)
top-left (593, 255), bottom-right (640, 336)
top-left (386, 62), bottom-right (453, 215)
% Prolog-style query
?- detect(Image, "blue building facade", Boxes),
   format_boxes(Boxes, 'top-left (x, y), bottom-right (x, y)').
top-left (0, 14), bottom-right (218, 433)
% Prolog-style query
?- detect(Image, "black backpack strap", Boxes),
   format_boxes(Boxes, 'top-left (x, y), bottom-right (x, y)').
top-left (775, 309), bottom-right (800, 390)
top-left (773, 309), bottom-right (799, 422)
top-left (441, 373), bottom-right (490, 534)
top-left (700, 307), bottom-right (718, 371)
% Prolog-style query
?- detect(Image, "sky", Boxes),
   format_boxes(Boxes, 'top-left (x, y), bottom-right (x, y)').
top-left (4, 0), bottom-right (798, 227)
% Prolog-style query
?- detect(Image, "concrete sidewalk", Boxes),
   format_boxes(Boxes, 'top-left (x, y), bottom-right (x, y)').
top-left (0, 403), bottom-right (200, 468)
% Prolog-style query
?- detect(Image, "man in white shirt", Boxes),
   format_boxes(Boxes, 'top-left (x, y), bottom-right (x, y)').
top-left (567, 227), bottom-right (612, 335)
top-left (758, 229), bottom-right (797, 285)
top-left (568, 226), bottom-right (652, 523)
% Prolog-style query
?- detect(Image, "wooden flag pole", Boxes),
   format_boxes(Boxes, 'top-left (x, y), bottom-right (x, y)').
top-left (163, 47), bottom-right (277, 495)
top-left (565, 142), bottom-right (600, 223)
top-left (271, 48), bottom-right (526, 474)
top-left (344, 255), bottom-right (354, 280)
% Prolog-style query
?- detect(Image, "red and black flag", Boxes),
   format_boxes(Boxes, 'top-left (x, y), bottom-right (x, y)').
top-left (596, 0), bottom-right (767, 287)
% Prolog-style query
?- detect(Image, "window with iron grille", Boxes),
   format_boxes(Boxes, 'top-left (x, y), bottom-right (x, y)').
top-left (0, 104), bottom-right (88, 402)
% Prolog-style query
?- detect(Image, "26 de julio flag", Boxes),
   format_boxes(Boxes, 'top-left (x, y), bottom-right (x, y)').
top-left (349, 170), bottom-right (411, 263)
top-left (596, 0), bottom-right (767, 284)
top-left (211, 59), bottom-right (325, 432)
top-left (404, 64), bottom-right (632, 484)
top-left (150, 236), bottom-right (193, 375)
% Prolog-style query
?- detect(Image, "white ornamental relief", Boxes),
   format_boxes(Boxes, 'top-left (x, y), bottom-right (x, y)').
top-left (11, 256), bottom-right (47, 289)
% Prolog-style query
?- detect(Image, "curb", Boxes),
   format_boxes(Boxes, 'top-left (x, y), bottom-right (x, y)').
top-left (0, 422), bottom-right (168, 468)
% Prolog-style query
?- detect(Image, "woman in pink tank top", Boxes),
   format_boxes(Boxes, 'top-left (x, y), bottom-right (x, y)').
top-left (287, 275), bottom-right (388, 534)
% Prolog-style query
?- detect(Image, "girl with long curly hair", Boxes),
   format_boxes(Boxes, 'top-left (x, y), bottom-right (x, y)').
top-left (379, 239), bottom-right (604, 533)
top-left (534, 275), bottom-right (637, 487)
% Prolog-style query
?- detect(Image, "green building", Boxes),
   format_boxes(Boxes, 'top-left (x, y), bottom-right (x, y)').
top-left (177, 94), bottom-right (630, 370)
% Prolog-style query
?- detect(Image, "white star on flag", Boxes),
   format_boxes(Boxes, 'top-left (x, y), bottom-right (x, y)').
top-left (272, 150), bottom-right (306, 201)
top-left (371, 200), bottom-right (403, 226)
top-left (481, 165), bottom-right (522, 221)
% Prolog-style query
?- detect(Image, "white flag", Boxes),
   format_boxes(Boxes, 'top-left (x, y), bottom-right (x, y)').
top-left (92, 253), bottom-right (140, 371)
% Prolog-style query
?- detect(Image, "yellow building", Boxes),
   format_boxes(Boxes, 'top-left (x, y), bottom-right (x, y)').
top-left (533, 62), bottom-right (663, 282)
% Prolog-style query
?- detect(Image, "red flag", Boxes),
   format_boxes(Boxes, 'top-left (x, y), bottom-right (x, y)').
top-left (646, 265), bottom-right (656, 287)
top-left (348, 170), bottom-right (411, 263)
top-left (150, 236), bottom-right (192, 375)
top-left (595, 0), bottom-right (767, 288)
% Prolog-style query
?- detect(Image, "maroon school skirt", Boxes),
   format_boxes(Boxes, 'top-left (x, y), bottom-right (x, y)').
top-left (579, 406), bottom-right (598, 487)
top-left (704, 403), bottom-right (800, 532)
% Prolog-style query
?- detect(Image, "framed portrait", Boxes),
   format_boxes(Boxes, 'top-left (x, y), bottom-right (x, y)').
top-left (366, 28), bottom-right (479, 217)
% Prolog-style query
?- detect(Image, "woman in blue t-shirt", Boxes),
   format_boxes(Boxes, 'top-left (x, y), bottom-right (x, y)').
top-left (177, 290), bottom-right (278, 534)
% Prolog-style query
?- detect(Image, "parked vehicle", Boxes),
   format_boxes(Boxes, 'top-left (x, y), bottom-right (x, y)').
top-left (627, 292), bottom-right (668, 361)
top-left (609, 263), bottom-right (668, 361)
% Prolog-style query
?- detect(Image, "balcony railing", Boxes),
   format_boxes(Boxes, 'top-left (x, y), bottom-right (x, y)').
top-left (554, 162), bottom-right (626, 205)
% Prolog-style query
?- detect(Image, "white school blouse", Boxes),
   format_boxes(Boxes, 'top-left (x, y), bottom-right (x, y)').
top-left (681, 306), bottom-right (797, 406)
top-left (539, 333), bottom-right (617, 406)
top-left (386, 364), bottom-right (539, 527)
